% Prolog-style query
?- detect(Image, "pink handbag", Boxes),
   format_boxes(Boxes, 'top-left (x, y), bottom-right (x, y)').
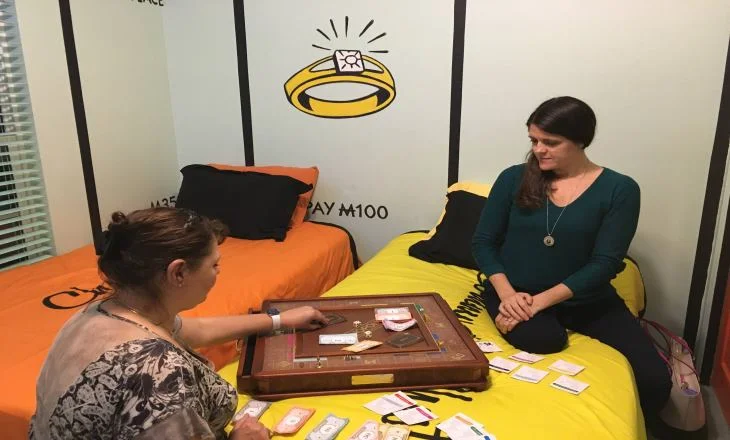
top-left (641, 318), bottom-right (706, 432)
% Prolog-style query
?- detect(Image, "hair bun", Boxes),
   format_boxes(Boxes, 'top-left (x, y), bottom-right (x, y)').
top-left (108, 211), bottom-right (129, 232)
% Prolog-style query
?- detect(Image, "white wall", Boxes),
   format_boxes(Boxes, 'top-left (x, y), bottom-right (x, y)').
top-left (163, 0), bottom-right (245, 168)
top-left (458, 0), bottom-right (729, 333)
top-left (244, 0), bottom-right (452, 259)
top-left (16, 0), bottom-right (91, 254)
top-left (71, 0), bottom-right (180, 225)
top-left (164, 0), bottom-right (452, 260)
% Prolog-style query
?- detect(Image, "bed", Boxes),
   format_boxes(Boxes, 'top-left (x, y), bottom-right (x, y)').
top-left (0, 220), bottom-right (355, 440)
top-left (218, 230), bottom-right (648, 440)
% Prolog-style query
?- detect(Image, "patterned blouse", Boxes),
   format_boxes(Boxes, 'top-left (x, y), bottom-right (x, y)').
top-left (30, 302), bottom-right (237, 439)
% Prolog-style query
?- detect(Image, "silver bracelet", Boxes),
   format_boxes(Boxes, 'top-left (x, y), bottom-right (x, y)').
top-left (271, 314), bottom-right (281, 330)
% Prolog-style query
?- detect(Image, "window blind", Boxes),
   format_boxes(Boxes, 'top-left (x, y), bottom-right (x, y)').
top-left (0, 0), bottom-right (54, 270)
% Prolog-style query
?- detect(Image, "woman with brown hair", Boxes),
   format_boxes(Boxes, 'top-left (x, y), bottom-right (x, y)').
top-left (30, 207), bottom-right (326, 439)
top-left (472, 97), bottom-right (671, 436)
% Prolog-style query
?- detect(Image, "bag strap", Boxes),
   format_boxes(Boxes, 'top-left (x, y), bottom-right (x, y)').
top-left (640, 318), bottom-right (699, 378)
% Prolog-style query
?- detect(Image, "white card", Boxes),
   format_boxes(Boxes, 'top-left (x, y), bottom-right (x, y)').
top-left (488, 356), bottom-right (520, 373)
top-left (437, 415), bottom-right (497, 440)
top-left (510, 366), bottom-right (549, 383)
top-left (319, 333), bottom-right (359, 345)
top-left (363, 391), bottom-right (416, 415)
top-left (508, 351), bottom-right (545, 364)
top-left (476, 341), bottom-right (502, 353)
top-left (393, 406), bottom-right (437, 425)
top-left (548, 359), bottom-right (585, 376)
top-left (551, 375), bottom-right (590, 395)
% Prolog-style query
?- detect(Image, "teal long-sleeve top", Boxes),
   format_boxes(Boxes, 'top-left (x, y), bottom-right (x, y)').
top-left (471, 164), bottom-right (640, 306)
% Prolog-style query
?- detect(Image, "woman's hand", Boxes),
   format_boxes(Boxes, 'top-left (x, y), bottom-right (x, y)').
top-left (229, 415), bottom-right (271, 440)
top-left (494, 313), bottom-right (519, 334)
top-left (280, 306), bottom-right (327, 329)
top-left (498, 292), bottom-right (534, 322)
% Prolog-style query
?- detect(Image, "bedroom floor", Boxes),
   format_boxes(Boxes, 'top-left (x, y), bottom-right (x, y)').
top-left (648, 387), bottom-right (728, 439)
top-left (703, 387), bottom-right (730, 440)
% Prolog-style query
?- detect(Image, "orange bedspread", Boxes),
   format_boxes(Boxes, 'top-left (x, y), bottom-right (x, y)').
top-left (0, 221), bottom-right (354, 440)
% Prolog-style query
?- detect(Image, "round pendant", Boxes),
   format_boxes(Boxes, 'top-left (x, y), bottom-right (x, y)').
top-left (543, 235), bottom-right (555, 247)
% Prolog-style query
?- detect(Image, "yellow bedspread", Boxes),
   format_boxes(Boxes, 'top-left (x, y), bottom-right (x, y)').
top-left (219, 232), bottom-right (646, 440)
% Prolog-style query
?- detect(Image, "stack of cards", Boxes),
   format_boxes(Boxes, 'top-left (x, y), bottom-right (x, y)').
top-left (488, 356), bottom-right (520, 373)
top-left (393, 406), bottom-right (438, 425)
top-left (386, 332), bottom-right (423, 348)
top-left (274, 407), bottom-right (316, 434)
top-left (508, 351), bottom-right (545, 364)
top-left (383, 318), bottom-right (417, 332)
top-left (305, 414), bottom-right (349, 440)
top-left (510, 365), bottom-right (549, 384)
top-left (325, 313), bottom-right (347, 325)
top-left (364, 391), bottom-right (416, 415)
top-left (232, 399), bottom-right (271, 422)
top-left (374, 307), bottom-right (412, 321)
top-left (347, 420), bottom-right (380, 440)
top-left (436, 413), bottom-right (497, 440)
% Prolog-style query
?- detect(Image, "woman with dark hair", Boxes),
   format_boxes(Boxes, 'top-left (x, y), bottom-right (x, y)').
top-left (30, 207), bottom-right (327, 440)
top-left (472, 97), bottom-right (671, 434)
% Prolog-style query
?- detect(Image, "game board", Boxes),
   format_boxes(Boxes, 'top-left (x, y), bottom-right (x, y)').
top-left (236, 293), bottom-right (489, 399)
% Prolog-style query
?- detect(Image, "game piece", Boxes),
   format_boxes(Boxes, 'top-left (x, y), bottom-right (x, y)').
top-left (343, 340), bottom-right (383, 352)
top-left (233, 399), bottom-right (271, 422)
top-left (364, 330), bottom-right (373, 339)
top-left (353, 320), bottom-right (362, 327)
top-left (274, 407), bottom-right (316, 434)
top-left (386, 332), bottom-right (423, 348)
top-left (305, 413), bottom-right (349, 440)
top-left (319, 333), bottom-right (359, 345)
top-left (383, 425), bottom-right (410, 440)
top-left (382, 319), bottom-right (417, 332)
top-left (510, 365), bottom-right (549, 384)
top-left (476, 341), bottom-right (502, 353)
top-left (508, 351), bottom-right (545, 364)
top-left (548, 359), bottom-right (585, 376)
top-left (393, 405), bottom-right (437, 425)
top-left (488, 356), bottom-right (520, 373)
top-left (347, 420), bottom-right (379, 440)
top-left (325, 313), bottom-right (347, 325)
top-left (551, 375), bottom-right (590, 395)
top-left (374, 307), bottom-right (412, 321)
top-left (364, 391), bottom-right (416, 415)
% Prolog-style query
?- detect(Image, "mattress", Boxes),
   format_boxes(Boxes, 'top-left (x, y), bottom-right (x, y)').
top-left (0, 221), bottom-right (355, 440)
top-left (219, 232), bottom-right (646, 440)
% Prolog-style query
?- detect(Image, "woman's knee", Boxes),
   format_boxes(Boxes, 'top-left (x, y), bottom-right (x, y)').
top-left (505, 325), bottom-right (567, 354)
top-left (635, 363), bottom-right (672, 413)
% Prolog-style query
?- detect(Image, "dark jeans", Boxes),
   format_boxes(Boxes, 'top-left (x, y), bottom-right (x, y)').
top-left (481, 284), bottom-right (672, 420)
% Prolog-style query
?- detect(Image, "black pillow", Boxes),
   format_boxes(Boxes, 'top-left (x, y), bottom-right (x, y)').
top-left (408, 190), bottom-right (487, 270)
top-left (176, 164), bottom-right (312, 241)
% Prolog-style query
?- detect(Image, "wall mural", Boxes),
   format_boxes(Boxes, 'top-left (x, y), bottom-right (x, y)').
top-left (284, 17), bottom-right (395, 118)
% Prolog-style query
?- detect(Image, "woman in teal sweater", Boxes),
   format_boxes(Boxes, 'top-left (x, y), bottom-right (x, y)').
top-left (472, 97), bottom-right (671, 435)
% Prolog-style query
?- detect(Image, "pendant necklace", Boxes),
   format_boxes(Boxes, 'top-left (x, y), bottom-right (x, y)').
top-left (544, 168), bottom-right (588, 247)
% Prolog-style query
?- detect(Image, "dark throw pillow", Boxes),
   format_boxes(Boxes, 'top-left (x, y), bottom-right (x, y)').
top-left (176, 164), bottom-right (312, 241)
top-left (408, 190), bottom-right (487, 270)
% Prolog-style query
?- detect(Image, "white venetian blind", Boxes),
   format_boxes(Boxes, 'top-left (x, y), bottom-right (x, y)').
top-left (0, 0), bottom-right (54, 270)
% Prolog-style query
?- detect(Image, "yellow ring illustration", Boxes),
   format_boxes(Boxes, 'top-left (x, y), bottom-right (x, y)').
top-left (284, 55), bottom-right (396, 118)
